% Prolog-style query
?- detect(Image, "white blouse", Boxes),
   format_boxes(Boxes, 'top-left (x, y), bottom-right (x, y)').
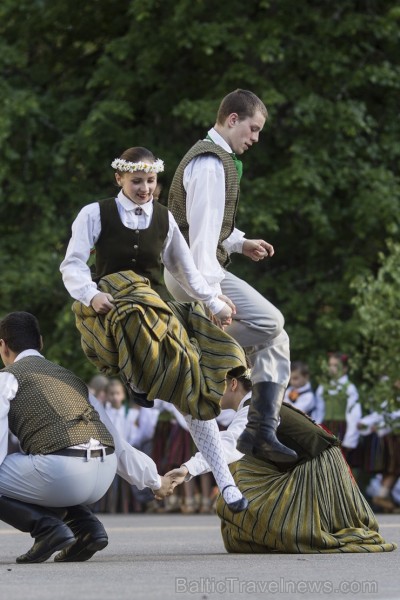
top-left (60, 190), bottom-right (226, 315)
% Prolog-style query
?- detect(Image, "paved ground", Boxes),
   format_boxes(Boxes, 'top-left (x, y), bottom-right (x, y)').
top-left (0, 513), bottom-right (399, 600)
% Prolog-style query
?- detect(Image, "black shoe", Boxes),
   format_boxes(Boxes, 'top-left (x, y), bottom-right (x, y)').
top-left (17, 528), bottom-right (76, 563)
top-left (237, 382), bottom-right (298, 463)
top-left (0, 496), bottom-right (75, 564)
top-left (131, 391), bottom-right (154, 409)
top-left (124, 384), bottom-right (154, 408)
top-left (54, 505), bottom-right (108, 562)
top-left (54, 535), bottom-right (108, 562)
top-left (221, 485), bottom-right (249, 513)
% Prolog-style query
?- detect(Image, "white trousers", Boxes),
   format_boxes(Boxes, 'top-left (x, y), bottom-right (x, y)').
top-left (164, 268), bottom-right (290, 386)
top-left (0, 451), bottom-right (117, 507)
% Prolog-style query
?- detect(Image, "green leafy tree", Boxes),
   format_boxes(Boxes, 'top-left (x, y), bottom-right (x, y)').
top-left (1, 0), bottom-right (399, 379)
top-left (351, 240), bottom-right (400, 426)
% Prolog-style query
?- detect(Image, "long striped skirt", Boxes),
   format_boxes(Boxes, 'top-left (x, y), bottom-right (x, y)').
top-left (216, 446), bottom-right (396, 553)
top-left (72, 271), bottom-right (246, 420)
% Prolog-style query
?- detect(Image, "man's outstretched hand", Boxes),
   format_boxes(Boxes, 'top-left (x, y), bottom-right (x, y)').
top-left (153, 472), bottom-right (184, 500)
top-left (242, 239), bottom-right (274, 262)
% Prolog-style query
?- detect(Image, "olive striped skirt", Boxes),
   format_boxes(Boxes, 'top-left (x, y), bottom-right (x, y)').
top-left (72, 271), bottom-right (246, 420)
top-left (216, 446), bottom-right (396, 553)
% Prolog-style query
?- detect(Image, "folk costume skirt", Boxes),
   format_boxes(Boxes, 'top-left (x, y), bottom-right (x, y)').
top-left (216, 446), bottom-right (396, 554)
top-left (72, 270), bottom-right (246, 421)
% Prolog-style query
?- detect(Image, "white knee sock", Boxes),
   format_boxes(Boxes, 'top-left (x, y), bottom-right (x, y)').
top-left (185, 416), bottom-right (243, 505)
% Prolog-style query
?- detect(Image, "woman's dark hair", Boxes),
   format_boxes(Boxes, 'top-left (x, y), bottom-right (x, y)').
top-left (0, 311), bottom-right (41, 353)
top-left (118, 147), bottom-right (156, 169)
top-left (226, 366), bottom-right (252, 392)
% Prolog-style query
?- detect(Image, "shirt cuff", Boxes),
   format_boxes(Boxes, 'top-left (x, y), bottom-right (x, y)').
top-left (83, 287), bottom-right (100, 307)
top-left (207, 297), bottom-right (226, 315)
top-left (151, 475), bottom-right (162, 491)
top-left (181, 460), bottom-right (196, 480)
top-left (222, 229), bottom-right (245, 254)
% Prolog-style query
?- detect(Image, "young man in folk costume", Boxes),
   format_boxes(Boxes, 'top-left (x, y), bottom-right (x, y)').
top-left (165, 89), bottom-right (296, 464)
top-left (0, 311), bottom-right (177, 563)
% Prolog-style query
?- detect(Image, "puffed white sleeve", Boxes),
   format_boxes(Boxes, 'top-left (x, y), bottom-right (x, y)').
top-left (162, 212), bottom-right (225, 315)
top-left (183, 156), bottom-right (227, 286)
top-left (60, 203), bottom-right (102, 307)
top-left (312, 385), bottom-right (325, 424)
top-left (342, 384), bottom-right (362, 449)
top-left (89, 393), bottom-right (161, 490)
top-left (0, 372), bottom-right (18, 466)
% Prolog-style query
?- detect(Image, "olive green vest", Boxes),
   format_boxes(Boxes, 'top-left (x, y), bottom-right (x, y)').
top-left (168, 140), bottom-right (240, 268)
top-left (322, 384), bottom-right (349, 421)
top-left (5, 356), bottom-right (114, 454)
top-left (95, 198), bottom-right (170, 300)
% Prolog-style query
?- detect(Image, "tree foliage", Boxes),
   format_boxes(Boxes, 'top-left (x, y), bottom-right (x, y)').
top-left (1, 0), bottom-right (399, 385)
top-left (351, 240), bottom-right (400, 420)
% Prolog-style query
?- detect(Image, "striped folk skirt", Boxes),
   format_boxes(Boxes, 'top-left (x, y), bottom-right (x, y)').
top-left (216, 446), bottom-right (396, 553)
top-left (73, 271), bottom-right (246, 420)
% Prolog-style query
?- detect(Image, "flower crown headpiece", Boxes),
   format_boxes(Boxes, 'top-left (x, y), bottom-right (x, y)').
top-left (111, 158), bottom-right (164, 174)
top-left (242, 368), bottom-right (252, 381)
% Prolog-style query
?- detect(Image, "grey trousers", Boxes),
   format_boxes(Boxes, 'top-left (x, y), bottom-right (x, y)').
top-left (164, 269), bottom-right (290, 386)
top-left (0, 451), bottom-right (117, 507)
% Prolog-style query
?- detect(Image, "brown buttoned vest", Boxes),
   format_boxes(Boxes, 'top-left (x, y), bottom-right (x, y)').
top-left (5, 356), bottom-right (114, 454)
top-left (168, 141), bottom-right (240, 268)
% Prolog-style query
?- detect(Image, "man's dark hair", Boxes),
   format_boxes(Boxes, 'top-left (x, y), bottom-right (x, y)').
top-left (0, 311), bottom-right (41, 353)
top-left (216, 89), bottom-right (268, 125)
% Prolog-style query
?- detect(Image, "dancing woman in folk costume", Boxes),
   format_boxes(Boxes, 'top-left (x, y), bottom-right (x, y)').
top-left (60, 146), bottom-right (248, 512)
top-left (168, 368), bottom-right (396, 554)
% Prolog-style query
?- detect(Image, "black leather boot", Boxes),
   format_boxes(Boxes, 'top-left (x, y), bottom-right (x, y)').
top-left (54, 505), bottom-right (108, 562)
top-left (236, 382), bottom-right (298, 463)
top-left (0, 496), bottom-right (75, 563)
top-left (123, 382), bottom-right (154, 408)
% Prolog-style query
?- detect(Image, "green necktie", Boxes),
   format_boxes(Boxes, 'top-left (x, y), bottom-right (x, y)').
top-left (206, 134), bottom-right (243, 183)
top-left (230, 152), bottom-right (243, 183)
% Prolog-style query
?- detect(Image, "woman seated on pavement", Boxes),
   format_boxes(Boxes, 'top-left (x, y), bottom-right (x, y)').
top-left (168, 368), bottom-right (397, 554)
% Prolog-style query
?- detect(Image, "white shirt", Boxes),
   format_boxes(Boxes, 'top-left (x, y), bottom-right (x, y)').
top-left (182, 128), bottom-right (246, 291)
top-left (183, 392), bottom-right (250, 477)
top-left (311, 392), bottom-right (325, 424)
top-left (104, 405), bottom-right (132, 442)
top-left (315, 374), bottom-right (362, 449)
top-left (60, 190), bottom-right (226, 315)
top-left (284, 383), bottom-right (316, 416)
top-left (0, 350), bottom-right (162, 490)
top-left (358, 405), bottom-right (400, 438)
top-left (216, 408), bottom-right (236, 428)
top-left (126, 406), bottom-right (159, 449)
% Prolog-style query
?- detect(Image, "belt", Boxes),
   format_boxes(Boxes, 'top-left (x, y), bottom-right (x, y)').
top-left (50, 447), bottom-right (115, 458)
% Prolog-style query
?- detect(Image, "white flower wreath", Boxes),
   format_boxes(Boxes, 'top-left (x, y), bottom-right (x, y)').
top-left (111, 158), bottom-right (164, 173)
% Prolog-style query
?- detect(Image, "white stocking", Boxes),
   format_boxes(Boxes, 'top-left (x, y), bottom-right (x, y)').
top-left (185, 416), bottom-right (243, 505)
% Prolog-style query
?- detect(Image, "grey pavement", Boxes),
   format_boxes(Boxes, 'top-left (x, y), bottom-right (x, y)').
top-left (0, 513), bottom-right (399, 600)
